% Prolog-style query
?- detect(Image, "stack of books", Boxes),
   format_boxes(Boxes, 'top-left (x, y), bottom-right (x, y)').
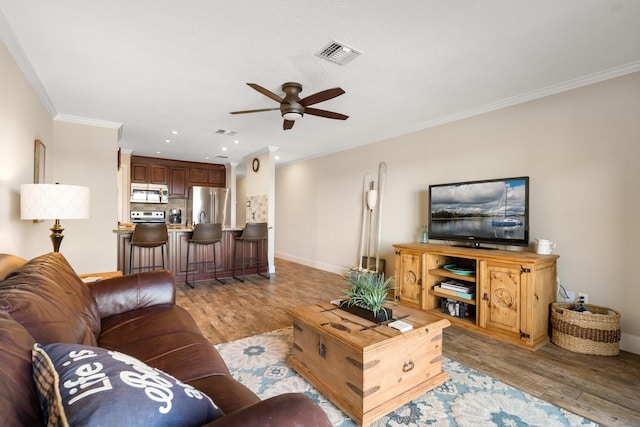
top-left (434, 280), bottom-right (475, 300)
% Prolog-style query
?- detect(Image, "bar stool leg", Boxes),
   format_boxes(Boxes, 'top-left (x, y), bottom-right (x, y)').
top-left (213, 241), bottom-right (226, 284)
top-left (257, 239), bottom-right (270, 279)
top-left (232, 239), bottom-right (242, 282)
top-left (129, 245), bottom-right (134, 275)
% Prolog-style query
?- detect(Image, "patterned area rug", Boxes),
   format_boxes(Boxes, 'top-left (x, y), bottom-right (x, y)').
top-left (215, 327), bottom-right (598, 426)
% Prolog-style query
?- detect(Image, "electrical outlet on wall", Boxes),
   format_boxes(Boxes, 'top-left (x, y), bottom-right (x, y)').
top-left (557, 289), bottom-right (575, 302)
top-left (578, 292), bottom-right (589, 304)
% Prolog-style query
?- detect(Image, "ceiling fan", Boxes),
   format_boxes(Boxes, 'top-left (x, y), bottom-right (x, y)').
top-left (230, 82), bottom-right (348, 130)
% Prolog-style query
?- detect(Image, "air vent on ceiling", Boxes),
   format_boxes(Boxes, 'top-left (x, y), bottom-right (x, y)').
top-left (315, 40), bottom-right (361, 65)
top-left (215, 155), bottom-right (228, 159)
top-left (215, 129), bottom-right (237, 136)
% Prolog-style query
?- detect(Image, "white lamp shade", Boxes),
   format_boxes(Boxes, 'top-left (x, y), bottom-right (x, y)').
top-left (21, 184), bottom-right (90, 220)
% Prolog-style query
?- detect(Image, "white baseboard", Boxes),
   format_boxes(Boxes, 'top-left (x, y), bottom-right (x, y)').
top-left (620, 333), bottom-right (640, 355)
top-left (275, 252), bottom-right (347, 275)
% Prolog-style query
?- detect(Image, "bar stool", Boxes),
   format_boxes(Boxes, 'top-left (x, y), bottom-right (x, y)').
top-left (232, 222), bottom-right (270, 282)
top-left (185, 223), bottom-right (225, 288)
top-left (129, 223), bottom-right (169, 274)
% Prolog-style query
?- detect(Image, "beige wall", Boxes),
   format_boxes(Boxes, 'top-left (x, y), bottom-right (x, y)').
top-left (52, 120), bottom-right (119, 272)
top-left (275, 72), bottom-right (640, 353)
top-left (0, 40), bottom-right (53, 257)
top-left (0, 40), bottom-right (120, 273)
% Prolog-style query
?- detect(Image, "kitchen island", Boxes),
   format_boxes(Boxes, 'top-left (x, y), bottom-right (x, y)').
top-left (115, 225), bottom-right (268, 283)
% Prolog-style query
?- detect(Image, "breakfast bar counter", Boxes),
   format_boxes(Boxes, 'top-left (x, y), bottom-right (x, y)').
top-left (115, 225), bottom-right (267, 283)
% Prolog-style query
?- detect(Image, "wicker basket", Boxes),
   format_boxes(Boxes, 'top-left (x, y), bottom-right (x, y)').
top-left (551, 302), bottom-right (621, 356)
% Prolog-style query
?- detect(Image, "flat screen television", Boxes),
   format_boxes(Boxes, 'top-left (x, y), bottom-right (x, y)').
top-left (428, 176), bottom-right (529, 247)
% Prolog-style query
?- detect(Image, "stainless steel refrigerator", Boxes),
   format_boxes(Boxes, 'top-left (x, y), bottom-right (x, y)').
top-left (187, 187), bottom-right (231, 226)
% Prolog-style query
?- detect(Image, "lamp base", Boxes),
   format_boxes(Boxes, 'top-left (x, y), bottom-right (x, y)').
top-left (49, 219), bottom-right (64, 252)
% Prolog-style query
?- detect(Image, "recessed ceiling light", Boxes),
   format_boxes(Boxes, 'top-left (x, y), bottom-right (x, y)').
top-left (222, 147), bottom-right (227, 151)
top-left (164, 139), bottom-right (171, 143)
top-left (233, 140), bottom-right (239, 144)
top-left (275, 156), bottom-right (280, 160)
top-left (205, 156), bottom-right (210, 160)
top-left (156, 151), bottom-right (161, 154)
top-left (171, 130), bottom-right (179, 135)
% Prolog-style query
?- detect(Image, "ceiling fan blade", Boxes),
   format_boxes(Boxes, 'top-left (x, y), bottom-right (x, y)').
top-left (283, 119), bottom-right (295, 130)
top-left (304, 107), bottom-right (349, 120)
top-left (299, 88), bottom-right (345, 107)
top-left (247, 83), bottom-right (285, 103)
top-left (230, 107), bottom-right (280, 115)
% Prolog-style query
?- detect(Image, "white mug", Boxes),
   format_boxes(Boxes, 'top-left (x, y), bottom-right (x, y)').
top-left (535, 239), bottom-right (556, 255)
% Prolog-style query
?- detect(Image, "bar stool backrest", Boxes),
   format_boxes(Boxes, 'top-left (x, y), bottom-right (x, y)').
top-left (239, 222), bottom-right (268, 241)
top-left (190, 223), bottom-right (223, 244)
top-left (131, 223), bottom-right (169, 247)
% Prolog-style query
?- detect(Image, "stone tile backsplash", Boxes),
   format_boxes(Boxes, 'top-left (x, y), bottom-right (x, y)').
top-left (246, 194), bottom-right (268, 223)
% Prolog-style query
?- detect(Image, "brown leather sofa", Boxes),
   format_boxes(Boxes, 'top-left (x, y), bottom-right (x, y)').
top-left (0, 252), bottom-right (331, 427)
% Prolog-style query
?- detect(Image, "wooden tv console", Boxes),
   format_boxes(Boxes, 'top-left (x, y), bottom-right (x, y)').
top-left (393, 243), bottom-right (559, 350)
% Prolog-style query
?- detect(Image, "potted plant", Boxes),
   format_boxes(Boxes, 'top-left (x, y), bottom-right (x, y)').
top-left (340, 269), bottom-right (393, 323)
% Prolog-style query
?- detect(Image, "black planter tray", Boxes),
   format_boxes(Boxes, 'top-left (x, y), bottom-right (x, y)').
top-left (338, 301), bottom-right (393, 324)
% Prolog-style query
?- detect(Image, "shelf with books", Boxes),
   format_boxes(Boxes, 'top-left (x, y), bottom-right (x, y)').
top-left (430, 285), bottom-right (476, 305)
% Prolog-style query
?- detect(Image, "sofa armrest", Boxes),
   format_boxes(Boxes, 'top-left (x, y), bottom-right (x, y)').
top-left (89, 270), bottom-right (176, 318)
top-left (204, 393), bottom-right (332, 427)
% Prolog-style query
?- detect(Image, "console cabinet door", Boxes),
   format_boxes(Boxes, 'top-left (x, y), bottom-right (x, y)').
top-left (480, 262), bottom-right (521, 335)
top-left (394, 249), bottom-right (423, 308)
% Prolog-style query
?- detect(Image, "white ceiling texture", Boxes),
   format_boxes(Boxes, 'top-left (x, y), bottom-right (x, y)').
top-left (1, 1), bottom-right (639, 170)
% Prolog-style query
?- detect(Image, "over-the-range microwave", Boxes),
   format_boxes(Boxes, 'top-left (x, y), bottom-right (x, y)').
top-left (130, 183), bottom-right (169, 204)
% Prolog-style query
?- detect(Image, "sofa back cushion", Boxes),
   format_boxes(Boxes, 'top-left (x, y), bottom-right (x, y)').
top-left (0, 254), bottom-right (27, 280)
top-left (0, 311), bottom-right (43, 427)
top-left (0, 252), bottom-right (101, 346)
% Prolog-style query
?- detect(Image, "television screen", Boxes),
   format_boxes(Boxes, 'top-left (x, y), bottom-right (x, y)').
top-left (428, 176), bottom-right (529, 247)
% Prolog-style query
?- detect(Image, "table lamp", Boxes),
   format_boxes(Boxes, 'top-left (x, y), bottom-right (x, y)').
top-left (21, 183), bottom-right (90, 252)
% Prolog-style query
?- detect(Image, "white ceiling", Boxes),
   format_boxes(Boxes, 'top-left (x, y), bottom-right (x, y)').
top-left (2, 1), bottom-right (639, 171)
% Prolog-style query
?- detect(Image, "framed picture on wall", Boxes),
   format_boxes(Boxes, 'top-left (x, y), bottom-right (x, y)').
top-left (34, 139), bottom-right (46, 183)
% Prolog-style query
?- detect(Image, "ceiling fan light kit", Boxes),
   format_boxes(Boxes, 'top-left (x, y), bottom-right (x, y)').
top-left (282, 112), bottom-right (302, 121)
top-left (230, 81), bottom-right (348, 130)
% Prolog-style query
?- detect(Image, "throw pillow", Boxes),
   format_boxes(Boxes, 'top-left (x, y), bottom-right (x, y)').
top-left (32, 343), bottom-right (223, 427)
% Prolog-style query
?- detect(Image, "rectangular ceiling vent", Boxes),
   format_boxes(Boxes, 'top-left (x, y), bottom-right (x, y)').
top-left (316, 40), bottom-right (361, 66)
top-left (215, 129), bottom-right (237, 136)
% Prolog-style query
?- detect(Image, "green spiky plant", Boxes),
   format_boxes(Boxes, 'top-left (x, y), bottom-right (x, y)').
top-left (343, 269), bottom-right (393, 320)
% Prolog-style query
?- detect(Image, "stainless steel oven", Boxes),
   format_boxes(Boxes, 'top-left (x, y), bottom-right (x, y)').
top-left (130, 210), bottom-right (166, 223)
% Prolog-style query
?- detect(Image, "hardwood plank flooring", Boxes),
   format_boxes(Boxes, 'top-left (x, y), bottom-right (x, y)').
top-left (176, 258), bottom-right (640, 427)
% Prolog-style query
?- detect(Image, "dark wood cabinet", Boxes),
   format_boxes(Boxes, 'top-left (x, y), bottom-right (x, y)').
top-left (149, 164), bottom-right (169, 184)
top-left (169, 167), bottom-right (188, 198)
top-left (208, 169), bottom-right (225, 187)
top-left (131, 162), bottom-right (149, 183)
top-left (189, 167), bottom-right (209, 185)
top-left (130, 156), bottom-right (226, 196)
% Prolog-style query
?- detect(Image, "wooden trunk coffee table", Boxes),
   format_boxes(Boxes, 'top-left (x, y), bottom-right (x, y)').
top-left (288, 302), bottom-right (450, 426)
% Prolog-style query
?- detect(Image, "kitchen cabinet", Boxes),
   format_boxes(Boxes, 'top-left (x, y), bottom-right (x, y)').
top-left (131, 162), bottom-right (149, 183)
top-left (393, 243), bottom-right (558, 350)
top-left (169, 167), bottom-right (188, 198)
top-left (149, 164), bottom-right (168, 184)
top-left (130, 156), bottom-right (226, 192)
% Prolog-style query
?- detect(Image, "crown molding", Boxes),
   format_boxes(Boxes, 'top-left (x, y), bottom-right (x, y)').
top-left (0, 10), bottom-right (57, 117)
top-left (54, 114), bottom-right (122, 129)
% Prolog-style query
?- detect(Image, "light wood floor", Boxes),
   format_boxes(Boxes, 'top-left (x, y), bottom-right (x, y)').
top-left (176, 258), bottom-right (640, 427)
